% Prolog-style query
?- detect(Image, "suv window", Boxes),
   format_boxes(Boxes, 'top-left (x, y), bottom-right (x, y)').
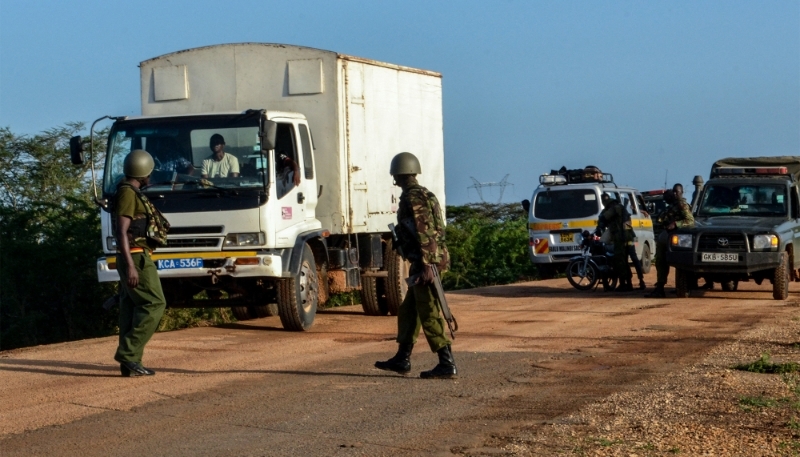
top-left (534, 189), bottom-right (599, 220)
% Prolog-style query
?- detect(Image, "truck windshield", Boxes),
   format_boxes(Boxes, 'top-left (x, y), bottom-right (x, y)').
top-left (103, 115), bottom-right (266, 195)
top-left (534, 189), bottom-right (599, 220)
top-left (698, 184), bottom-right (787, 217)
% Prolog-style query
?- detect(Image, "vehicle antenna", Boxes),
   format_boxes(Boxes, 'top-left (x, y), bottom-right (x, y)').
top-left (664, 170), bottom-right (668, 189)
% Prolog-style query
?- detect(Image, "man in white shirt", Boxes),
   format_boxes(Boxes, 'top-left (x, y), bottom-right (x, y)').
top-left (201, 134), bottom-right (240, 179)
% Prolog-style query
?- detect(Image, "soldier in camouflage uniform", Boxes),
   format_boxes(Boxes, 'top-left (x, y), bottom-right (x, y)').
top-left (375, 152), bottom-right (456, 379)
top-left (113, 150), bottom-right (169, 377)
top-left (645, 184), bottom-right (695, 298)
top-left (597, 194), bottom-right (634, 291)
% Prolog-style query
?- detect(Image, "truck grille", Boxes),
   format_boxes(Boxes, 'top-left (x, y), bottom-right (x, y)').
top-left (698, 233), bottom-right (746, 252)
top-left (166, 238), bottom-right (222, 248)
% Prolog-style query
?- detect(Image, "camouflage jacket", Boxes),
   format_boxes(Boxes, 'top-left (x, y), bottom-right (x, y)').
top-left (396, 183), bottom-right (449, 272)
top-left (657, 197), bottom-right (695, 230)
top-left (598, 201), bottom-right (632, 243)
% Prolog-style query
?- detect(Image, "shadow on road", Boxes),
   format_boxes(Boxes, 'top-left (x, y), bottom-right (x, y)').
top-left (0, 358), bottom-right (412, 379)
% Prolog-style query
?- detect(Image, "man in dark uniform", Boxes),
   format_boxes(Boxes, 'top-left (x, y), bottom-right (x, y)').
top-left (375, 152), bottom-right (456, 379)
top-left (597, 193), bottom-right (634, 291)
top-left (645, 184), bottom-right (695, 298)
top-left (114, 149), bottom-right (168, 377)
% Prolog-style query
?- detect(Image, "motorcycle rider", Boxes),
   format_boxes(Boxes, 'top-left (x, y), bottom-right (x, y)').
top-left (596, 193), bottom-right (634, 292)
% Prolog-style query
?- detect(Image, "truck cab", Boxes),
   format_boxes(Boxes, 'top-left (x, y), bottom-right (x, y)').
top-left (522, 168), bottom-right (655, 279)
top-left (667, 157), bottom-right (800, 300)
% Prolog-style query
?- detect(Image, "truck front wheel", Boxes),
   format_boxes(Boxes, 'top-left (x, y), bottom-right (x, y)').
top-left (277, 246), bottom-right (319, 331)
top-left (773, 253), bottom-right (789, 300)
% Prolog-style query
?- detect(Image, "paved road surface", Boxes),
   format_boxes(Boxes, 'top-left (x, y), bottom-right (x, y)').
top-left (0, 271), bottom-right (794, 456)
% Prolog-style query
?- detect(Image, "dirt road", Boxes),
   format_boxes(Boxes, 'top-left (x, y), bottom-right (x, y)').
top-left (1, 271), bottom-right (797, 456)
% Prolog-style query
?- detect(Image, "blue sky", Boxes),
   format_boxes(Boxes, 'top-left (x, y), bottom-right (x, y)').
top-left (1, 0), bottom-right (798, 205)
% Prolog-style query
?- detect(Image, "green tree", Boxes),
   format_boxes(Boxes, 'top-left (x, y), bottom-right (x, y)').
top-left (0, 125), bottom-right (116, 349)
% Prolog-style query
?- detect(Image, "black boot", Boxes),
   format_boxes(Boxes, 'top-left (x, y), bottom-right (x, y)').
top-left (420, 345), bottom-right (457, 379)
top-left (120, 361), bottom-right (153, 377)
top-left (618, 279), bottom-right (634, 292)
top-left (645, 284), bottom-right (665, 298)
top-left (375, 343), bottom-right (413, 373)
top-left (638, 275), bottom-right (646, 290)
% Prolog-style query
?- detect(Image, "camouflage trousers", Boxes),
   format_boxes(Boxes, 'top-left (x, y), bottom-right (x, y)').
top-left (655, 230), bottom-right (670, 286)
top-left (114, 251), bottom-right (166, 364)
top-left (614, 241), bottom-right (632, 282)
top-left (396, 282), bottom-right (451, 352)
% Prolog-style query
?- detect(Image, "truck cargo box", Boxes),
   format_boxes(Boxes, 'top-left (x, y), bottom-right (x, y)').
top-left (139, 43), bottom-right (446, 235)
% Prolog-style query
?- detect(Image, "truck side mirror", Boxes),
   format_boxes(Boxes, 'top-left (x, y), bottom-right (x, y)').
top-left (260, 120), bottom-right (277, 151)
top-left (69, 136), bottom-right (85, 165)
top-left (521, 199), bottom-right (530, 213)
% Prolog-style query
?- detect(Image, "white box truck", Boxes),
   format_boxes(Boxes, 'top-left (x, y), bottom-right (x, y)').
top-left (70, 43), bottom-right (446, 330)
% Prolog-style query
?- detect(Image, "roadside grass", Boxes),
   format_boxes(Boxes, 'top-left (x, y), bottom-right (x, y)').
top-left (734, 353), bottom-right (800, 374)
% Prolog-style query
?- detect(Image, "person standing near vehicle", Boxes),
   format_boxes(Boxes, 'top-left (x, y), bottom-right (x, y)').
top-left (113, 150), bottom-right (170, 377)
top-left (597, 193), bottom-right (634, 291)
top-left (645, 184), bottom-right (695, 298)
top-left (375, 152), bottom-right (456, 379)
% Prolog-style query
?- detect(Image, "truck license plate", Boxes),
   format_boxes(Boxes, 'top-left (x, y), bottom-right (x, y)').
top-left (560, 233), bottom-right (574, 243)
top-left (157, 258), bottom-right (204, 269)
top-left (701, 253), bottom-right (739, 263)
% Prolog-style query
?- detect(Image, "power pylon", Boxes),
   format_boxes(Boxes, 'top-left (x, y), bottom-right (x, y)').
top-left (467, 174), bottom-right (513, 203)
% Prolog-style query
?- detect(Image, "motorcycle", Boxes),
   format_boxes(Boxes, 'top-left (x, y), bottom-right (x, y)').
top-left (566, 230), bottom-right (619, 291)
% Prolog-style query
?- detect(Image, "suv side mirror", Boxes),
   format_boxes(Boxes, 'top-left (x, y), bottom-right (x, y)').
top-left (521, 199), bottom-right (530, 213)
top-left (69, 136), bottom-right (85, 165)
top-left (260, 120), bottom-right (277, 151)
top-left (646, 202), bottom-right (655, 214)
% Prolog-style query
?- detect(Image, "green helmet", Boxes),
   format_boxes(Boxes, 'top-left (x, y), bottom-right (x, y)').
top-left (389, 152), bottom-right (421, 176)
top-left (123, 149), bottom-right (155, 178)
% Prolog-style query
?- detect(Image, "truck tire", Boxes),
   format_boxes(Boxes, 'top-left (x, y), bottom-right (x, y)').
top-left (277, 246), bottom-right (319, 331)
top-left (384, 238), bottom-right (409, 316)
top-left (675, 268), bottom-right (690, 298)
top-left (253, 303), bottom-right (278, 318)
top-left (360, 275), bottom-right (389, 316)
top-left (773, 254), bottom-right (789, 300)
top-left (641, 243), bottom-right (652, 274)
top-left (231, 306), bottom-right (252, 321)
top-left (721, 280), bottom-right (738, 292)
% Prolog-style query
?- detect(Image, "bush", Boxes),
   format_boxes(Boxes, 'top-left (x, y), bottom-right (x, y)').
top-left (443, 202), bottom-right (537, 290)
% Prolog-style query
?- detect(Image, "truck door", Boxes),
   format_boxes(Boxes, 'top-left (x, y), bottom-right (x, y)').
top-left (273, 121), bottom-right (312, 246)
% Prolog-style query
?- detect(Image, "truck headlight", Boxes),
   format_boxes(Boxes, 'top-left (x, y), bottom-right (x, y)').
top-left (670, 234), bottom-right (693, 249)
top-left (224, 232), bottom-right (266, 247)
top-left (753, 234), bottom-right (778, 250)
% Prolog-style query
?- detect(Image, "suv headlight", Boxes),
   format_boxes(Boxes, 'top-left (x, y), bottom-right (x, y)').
top-left (224, 232), bottom-right (266, 247)
top-left (752, 234), bottom-right (778, 250)
top-left (670, 234), bottom-right (693, 249)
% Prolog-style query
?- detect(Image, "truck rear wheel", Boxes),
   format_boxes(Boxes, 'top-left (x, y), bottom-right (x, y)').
top-left (277, 246), bottom-right (319, 331)
top-left (641, 243), bottom-right (652, 274)
top-left (773, 254), bottom-right (789, 300)
top-left (253, 303), bottom-right (278, 318)
top-left (384, 238), bottom-right (409, 316)
top-left (675, 268), bottom-right (690, 298)
top-left (231, 306), bottom-right (252, 321)
top-left (360, 275), bottom-right (389, 316)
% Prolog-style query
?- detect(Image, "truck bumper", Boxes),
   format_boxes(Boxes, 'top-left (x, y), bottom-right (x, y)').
top-left (667, 250), bottom-right (782, 274)
top-left (97, 251), bottom-right (285, 283)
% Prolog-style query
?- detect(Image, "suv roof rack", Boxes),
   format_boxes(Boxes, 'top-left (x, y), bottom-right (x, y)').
top-left (539, 166), bottom-right (615, 186)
